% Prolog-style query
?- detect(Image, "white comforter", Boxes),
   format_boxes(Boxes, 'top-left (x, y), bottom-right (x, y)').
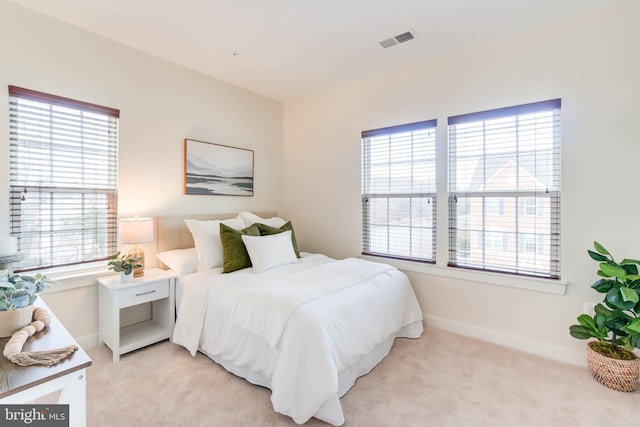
top-left (173, 254), bottom-right (424, 425)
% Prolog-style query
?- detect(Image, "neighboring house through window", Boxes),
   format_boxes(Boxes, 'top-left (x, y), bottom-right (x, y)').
top-left (361, 120), bottom-right (437, 262)
top-left (8, 86), bottom-right (119, 272)
top-left (448, 99), bottom-right (561, 278)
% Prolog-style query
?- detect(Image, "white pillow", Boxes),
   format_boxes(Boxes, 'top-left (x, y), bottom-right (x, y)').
top-left (238, 211), bottom-right (286, 228)
top-left (156, 248), bottom-right (198, 276)
top-left (242, 231), bottom-right (298, 273)
top-left (185, 218), bottom-right (246, 271)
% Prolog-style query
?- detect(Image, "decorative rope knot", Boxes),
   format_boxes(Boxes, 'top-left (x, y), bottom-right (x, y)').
top-left (3, 307), bottom-right (78, 367)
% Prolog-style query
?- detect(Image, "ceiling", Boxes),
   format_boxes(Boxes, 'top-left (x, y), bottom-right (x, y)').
top-left (9, 0), bottom-right (622, 102)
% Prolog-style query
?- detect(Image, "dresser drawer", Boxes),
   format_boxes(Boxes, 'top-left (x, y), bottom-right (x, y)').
top-left (117, 280), bottom-right (169, 308)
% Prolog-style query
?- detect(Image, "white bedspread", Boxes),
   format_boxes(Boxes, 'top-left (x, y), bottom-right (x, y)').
top-left (173, 254), bottom-right (423, 425)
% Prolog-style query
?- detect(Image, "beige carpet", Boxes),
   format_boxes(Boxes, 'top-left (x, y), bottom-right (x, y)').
top-left (86, 328), bottom-right (638, 426)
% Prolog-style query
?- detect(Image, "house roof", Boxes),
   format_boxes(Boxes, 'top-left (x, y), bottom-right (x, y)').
top-left (465, 152), bottom-right (554, 192)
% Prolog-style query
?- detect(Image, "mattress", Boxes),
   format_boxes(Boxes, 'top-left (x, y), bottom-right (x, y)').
top-left (173, 253), bottom-right (424, 425)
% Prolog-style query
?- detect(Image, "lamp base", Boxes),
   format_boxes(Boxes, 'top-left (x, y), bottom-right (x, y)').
top-left (129, 248), bottom-right (145, 277)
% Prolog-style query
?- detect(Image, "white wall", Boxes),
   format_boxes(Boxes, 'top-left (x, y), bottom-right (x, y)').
top-left (283, 0), bottom-right (640, 364)
top-left (0, 1), bottom-right (283, 347)
top-left (2, 0), bottom-right (638, 364)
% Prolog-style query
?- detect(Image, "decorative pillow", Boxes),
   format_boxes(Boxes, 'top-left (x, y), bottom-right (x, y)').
top-left (185, 218), bottom-right (246, 271)
top-left (220, 223), bottom-right (261, 273)
top-left (256, 221), bottom-right (300, 258)
top-left (238, 211), bottom-right (286, 228)
top-left (155, 248), bottom-right (198, 276)
top-left (242, 231), bottom-right (298, 273)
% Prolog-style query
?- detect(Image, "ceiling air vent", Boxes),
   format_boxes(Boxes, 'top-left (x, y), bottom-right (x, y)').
top-left (379, 38), bottom-right (398, 49)
top-left (379, 30), bottom-right (417, 49)
top-left (395, 31), bottom-right (415, 43)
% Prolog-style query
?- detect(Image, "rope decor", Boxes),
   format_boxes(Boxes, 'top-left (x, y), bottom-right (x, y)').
top-left (2, 307), bottom-right (78, 367)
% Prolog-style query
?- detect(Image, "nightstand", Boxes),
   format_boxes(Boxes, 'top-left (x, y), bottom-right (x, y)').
top-left (98, 268), bottom-right (176, 363)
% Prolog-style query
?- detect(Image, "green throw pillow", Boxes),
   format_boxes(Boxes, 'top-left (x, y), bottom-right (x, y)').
top-left (255, 221), bottom-right (301, 258)
top-left (220, 223), bottom-right (260, 273)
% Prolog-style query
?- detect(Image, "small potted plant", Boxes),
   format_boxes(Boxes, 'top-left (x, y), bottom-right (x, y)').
top-left (107, 252), bottom-right (142, 282)
top-left (0, 269), bottom-right (54, 337)
top-left (569, 241), bottom-right (640, 392)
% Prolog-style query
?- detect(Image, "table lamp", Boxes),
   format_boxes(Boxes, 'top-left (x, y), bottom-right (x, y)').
top-left (120, 217), bottom-right (154, 277)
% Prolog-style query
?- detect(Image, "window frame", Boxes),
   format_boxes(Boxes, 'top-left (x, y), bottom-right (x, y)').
top-left (361, 119), bottom-right (438, 263)
top-left (8, 85), bottom-right (120, 273)
top-left (447, 98), bottom-right (561, 279)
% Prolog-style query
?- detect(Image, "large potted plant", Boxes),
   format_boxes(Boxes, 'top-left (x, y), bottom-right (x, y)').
top-left (107, 252), bottom-right (142, 282)
top-left (569, 241), bottom-right (640, 392)
top-left (0, 270), bottom-right (54, 337)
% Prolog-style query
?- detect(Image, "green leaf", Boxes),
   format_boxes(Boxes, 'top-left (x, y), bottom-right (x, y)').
top-left (594, 241), bottom-right (611, 256)
top-left (622, 264), bottom-right (639, 276)
top-left (594, 303), bottom-right (612, 317)
top-left (622, 318), bottom-right (640, 335)
top-left (569, 325), bottom-right (596, 340)
top-left (588, 250), bottom-right (608, 262)
top-left (606, 288), bottom-right (636, 310)
top-left (630, 334), bottom-right (640, 350)
top-left (620, 287), bottom-right (640, 304)
top-left (595, 314), bottom-right (607, 328)
top-left (577, 314), bottom-right (596, 330)
top-left (622, 337), bottom-right (634, 352)
top-left (621, 258), bottom-right (640, 265)
top-left (0, 282), bottom-right (16, 290)
top-left (591, 279), bottom-right (615, 293)
top-left (599, 263), bottom-right (626, 280)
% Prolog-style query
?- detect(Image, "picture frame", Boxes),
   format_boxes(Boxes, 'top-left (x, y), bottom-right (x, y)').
top-left (184, 139), bottom-right (254, 196)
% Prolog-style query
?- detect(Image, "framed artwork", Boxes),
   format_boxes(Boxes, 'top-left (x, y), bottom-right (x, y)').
top-left (184, 139), bottom-right (254, 196)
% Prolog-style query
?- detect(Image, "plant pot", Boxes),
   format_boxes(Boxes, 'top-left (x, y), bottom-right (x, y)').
top-left (120, 272), bottom-right (134, 283)
top-left (586, 341), bottom-right (639, 392)
top-left (0, 305), bottom-right (34, 338)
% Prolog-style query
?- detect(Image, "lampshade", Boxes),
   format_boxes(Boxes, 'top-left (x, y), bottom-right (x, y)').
top-left (120, 217), bottom-right (154, 244)
top-left (0, 237), bottom-right (18, 257)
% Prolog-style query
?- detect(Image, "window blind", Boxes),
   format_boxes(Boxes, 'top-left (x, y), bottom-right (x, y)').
top-left (448, 99), bottom-right (561, 278)
top-left (8, 86), bottom-right (119, 272)
top-left (362, 120), bottom-right (437, 262)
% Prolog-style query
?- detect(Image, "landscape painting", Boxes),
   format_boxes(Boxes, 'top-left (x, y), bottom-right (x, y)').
top-left (184, 139), bottom-right (254, 196)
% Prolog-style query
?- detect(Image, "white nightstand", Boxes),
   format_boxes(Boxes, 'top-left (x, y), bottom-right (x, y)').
top-left (98, 268), bottom-right (176, 363)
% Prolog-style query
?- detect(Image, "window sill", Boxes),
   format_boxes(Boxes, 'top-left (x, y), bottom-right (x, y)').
top-left (43, 267), bottom-right (112, 293)
top-left (359, 255), bottom-right (567, 295)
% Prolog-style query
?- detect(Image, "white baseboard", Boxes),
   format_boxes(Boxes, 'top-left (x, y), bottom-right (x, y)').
top-left (424, 314), bottom-right (586, 367)
top-left (77, 318), bottom-right (585, 366)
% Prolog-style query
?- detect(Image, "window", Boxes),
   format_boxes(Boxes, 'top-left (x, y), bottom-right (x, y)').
top-left (361, 120), bottom-right (437, 262)
top-left (448, 99), bottom-right (561, 279)
top-left (484, 231), bottom-right (507, 251)
top-left (519, 197), bottom-right (544, 217)
top-left (518, 233), bottom-right (545, 255)
top-left (8, 86), bottom-right (119, 272)
top-left (485, 197), bottom-right (504, 216)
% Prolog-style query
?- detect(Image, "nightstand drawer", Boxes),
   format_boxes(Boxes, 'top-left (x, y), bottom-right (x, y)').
top-left (118, 281), bottom-right (169, 308)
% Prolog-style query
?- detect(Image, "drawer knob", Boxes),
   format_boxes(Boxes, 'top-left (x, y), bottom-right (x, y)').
top-left (135, 290), bottom-right (157, 297)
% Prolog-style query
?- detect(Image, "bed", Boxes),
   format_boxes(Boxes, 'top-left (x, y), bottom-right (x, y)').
top-left (156, 212), bottom-right (424, 425)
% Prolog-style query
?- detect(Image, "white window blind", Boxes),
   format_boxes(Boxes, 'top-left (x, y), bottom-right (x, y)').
top-left (8, 86), bottom-right (119, 272)
top-left (362, 120), bottom-right (437, 262)
top-left (448, 99), bottom-right (561, 279)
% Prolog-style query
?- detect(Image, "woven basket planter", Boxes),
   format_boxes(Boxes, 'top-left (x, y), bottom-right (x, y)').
top-left (586, 341), bottom-right (639, 392)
